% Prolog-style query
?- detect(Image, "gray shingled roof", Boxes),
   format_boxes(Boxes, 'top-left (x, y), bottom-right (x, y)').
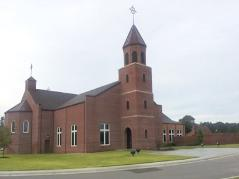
top-left (161, 113), bottom-right (180, 124)
top-left (7, 101), bottom-right (32, 113)
top-left (58, 81), bottom-right (120, 109)
top-left (31, 90), bottom-right (77, 110)
top-left (123, 25), bottom-right (146, 48)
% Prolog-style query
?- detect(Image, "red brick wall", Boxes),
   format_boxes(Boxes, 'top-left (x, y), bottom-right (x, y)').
top-left (54, 103), bottom-right (85, 153)
top-left (40, 111), bottom-right (54, 153)
top-left (5, 112), bottom-right (32, 153)
top-left (85, 84), bottom-right (121, 152)
top-left (175, 133), bottom-right (239, 146)
top-left (203, 133), bottom-right (239, 145)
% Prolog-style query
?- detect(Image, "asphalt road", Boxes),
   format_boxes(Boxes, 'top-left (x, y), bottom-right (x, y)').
top-left (1, 154), bottom-right (239, 179)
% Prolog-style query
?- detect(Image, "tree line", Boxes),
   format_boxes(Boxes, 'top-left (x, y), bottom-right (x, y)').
top-left (179, 115), bottom-right (239, 134)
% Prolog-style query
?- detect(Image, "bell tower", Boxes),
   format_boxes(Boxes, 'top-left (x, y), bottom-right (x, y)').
top-left (119, 23), bottom-right (156, 149)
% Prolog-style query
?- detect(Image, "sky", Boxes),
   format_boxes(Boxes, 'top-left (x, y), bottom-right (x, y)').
top-left (0, 0), bottom-right (239, 123)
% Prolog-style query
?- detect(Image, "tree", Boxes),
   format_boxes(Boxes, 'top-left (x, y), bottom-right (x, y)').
top-left (0, 117), bottom-right (4, 126)
top-left (196, 129), bottom-right (204, 145)
top-left (179, 115), bottom-right (195, 134)
top-left (0, 126), bottom-right (11, 158)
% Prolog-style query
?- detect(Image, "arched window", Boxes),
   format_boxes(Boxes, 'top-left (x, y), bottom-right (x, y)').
top-left (143, 73), bottom-right (146, 82)
top-left (141, 52), bottom-right (145, 64)
top-left (126, 101), bottom-right (130, 110)
top-left (124, 53), bottom-right (129, 65)
top-left (71, 124), bottom-right (77, 146)
top-left (126, 74), bottom-right (129, 83)
top-left (132, 51), bottom-right (137, 63)
top-left (144, 100), bottom-right (147, 109)
top-left (145, 130), bottom-right (148, 138)
top-left (22, 120), bottom-right (29, 133)
top-left (11, 121), bottom-right (16, 133)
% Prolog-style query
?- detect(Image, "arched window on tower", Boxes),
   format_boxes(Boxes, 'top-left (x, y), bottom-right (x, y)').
top-left (126, 74), bottom-right (129, 83)
top-left (124, 53), bottom-right (129, 65)
top-left (143, 73), bottom-right (146, 82)
top-left (141, 52), bottom-right (146, 64)
top-left (145, 129), bottom-right (148, 138)
top-left (144, 100), bottom-right (147, 109)
top-left (132, 51), bottom-right (137, 63)
top-left (126, 101), bottom-right (130, 110)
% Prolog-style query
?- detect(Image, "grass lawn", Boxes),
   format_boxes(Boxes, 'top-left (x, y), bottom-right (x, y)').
top-left (174, 144), bottom-right (239, 150)
top-left (0, 150), bottom-right (191, 171)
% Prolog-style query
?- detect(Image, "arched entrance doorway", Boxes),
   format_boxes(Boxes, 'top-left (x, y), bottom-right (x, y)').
top-left (125, 128), bottom-right (132, 149)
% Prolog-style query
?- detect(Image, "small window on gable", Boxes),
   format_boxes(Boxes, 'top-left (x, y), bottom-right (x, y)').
top-left (126, 74), bottom-right (129, 83)
top-left (144, 100), bottom-right (147, 109)
top-left (126, 101), bottom-right (130, 110)
top-left (22, 120), bottom-right (29, 133)
top-left (124, 53), bottom-right (129, 65)
top-left (145, 130), bottom-right (148, 138)
top-left (132, 51), bottom-right (137, 63)
top-left (11, 121), bottom-right (16, 133)
top-left (141, 52), bottom-right (145, 64)
top-left (143, 73), bottom-right (146, 82)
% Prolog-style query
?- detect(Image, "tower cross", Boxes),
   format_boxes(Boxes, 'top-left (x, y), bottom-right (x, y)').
top-left (129, 6), bottom-right (137, 25)
top-left (30, 64), bottom-right (33, 77)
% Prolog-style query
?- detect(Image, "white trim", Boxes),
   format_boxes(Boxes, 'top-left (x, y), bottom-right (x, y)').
top-left (121, 115), bottom-right (154, 119)
top-left (162, 129), bottom-right (167, 143)
top-left (71, 124), bottom-right (77, 147)
top-left (11, 121), bottom-right (16, 133)
top-left (56, 127), bottom-right (62, 147)
top-left (122, 61), bottom-right (147, 68)
top-left (177, 129), bottom-right (182, 136)
top-left (169, 129), bottom-right (174, 143)
top-left (100, 123), bottom-right (110, 146)
top-left (121, 90), bottom-right (152, 95)
top-left (22, 120), bottom-right (29, 133)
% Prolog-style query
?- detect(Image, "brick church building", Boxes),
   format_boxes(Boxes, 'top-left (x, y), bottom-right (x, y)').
top-left (5, 24), bottom-right (184, 153)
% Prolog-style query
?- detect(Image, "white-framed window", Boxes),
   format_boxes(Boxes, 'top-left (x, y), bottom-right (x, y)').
top-left (177, 129), bottom-right (182, 136)
top-left (71, 124), bottom-right (77, 146)
top-left (169, 129), bottom-right (174, 143)
top-left (163, 129), bottom-right (167, 143)
top-left (56, 127), bottom-right (62, 147)
top-left (100, 123), bottom-right (110, 145)
top-left (11, 121), bottom-right (16, 133)
top-left (22, 120), bottom-right (29, 133)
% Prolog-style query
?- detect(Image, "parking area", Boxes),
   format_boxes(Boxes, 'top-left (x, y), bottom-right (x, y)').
top-left (158, 148), bottom-right (239, 159)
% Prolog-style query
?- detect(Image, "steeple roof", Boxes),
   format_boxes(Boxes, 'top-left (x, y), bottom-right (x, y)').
top-left (123, 25), bottom-right (146, 48)
top-left (27, 76), bottom-right (36, 81)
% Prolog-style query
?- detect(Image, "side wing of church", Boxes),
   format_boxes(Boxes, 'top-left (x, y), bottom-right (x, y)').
top-left (5, 25), bottom-right (184, 153)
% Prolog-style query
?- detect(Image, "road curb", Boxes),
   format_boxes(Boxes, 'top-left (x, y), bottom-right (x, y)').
top-left (1, 153), bottom-right (239, 177)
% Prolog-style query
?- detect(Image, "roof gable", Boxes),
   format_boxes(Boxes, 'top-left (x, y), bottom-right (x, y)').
top-left (161, 113), bottom-right (180, 124)
top-left (58, 81), bottom-right (120, 109)
top-left (7, 101), bottom-right (32, 113)
top-left (31, 90), bottom-right (77, 110)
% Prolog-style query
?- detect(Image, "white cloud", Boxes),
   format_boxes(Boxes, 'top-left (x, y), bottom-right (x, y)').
top-left (0, 0), bottom-right (238, 123)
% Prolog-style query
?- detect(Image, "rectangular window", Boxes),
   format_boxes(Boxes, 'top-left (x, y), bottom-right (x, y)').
top-left (177, 129), bottom-right (182, 136)
top-left (71, 124), bottom-right (77, 146)
top-left (169, 129), bottom-right (174, 143)
top-left (163, 129), bottom-right (166, 143)
top-left (57, 127), bottom-right (62, 146)
top-left (100, 123), bottom-right (110, 145)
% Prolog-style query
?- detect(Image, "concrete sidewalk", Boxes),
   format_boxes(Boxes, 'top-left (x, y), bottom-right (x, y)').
top-left (1, 148), bottom-right (239, 177)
